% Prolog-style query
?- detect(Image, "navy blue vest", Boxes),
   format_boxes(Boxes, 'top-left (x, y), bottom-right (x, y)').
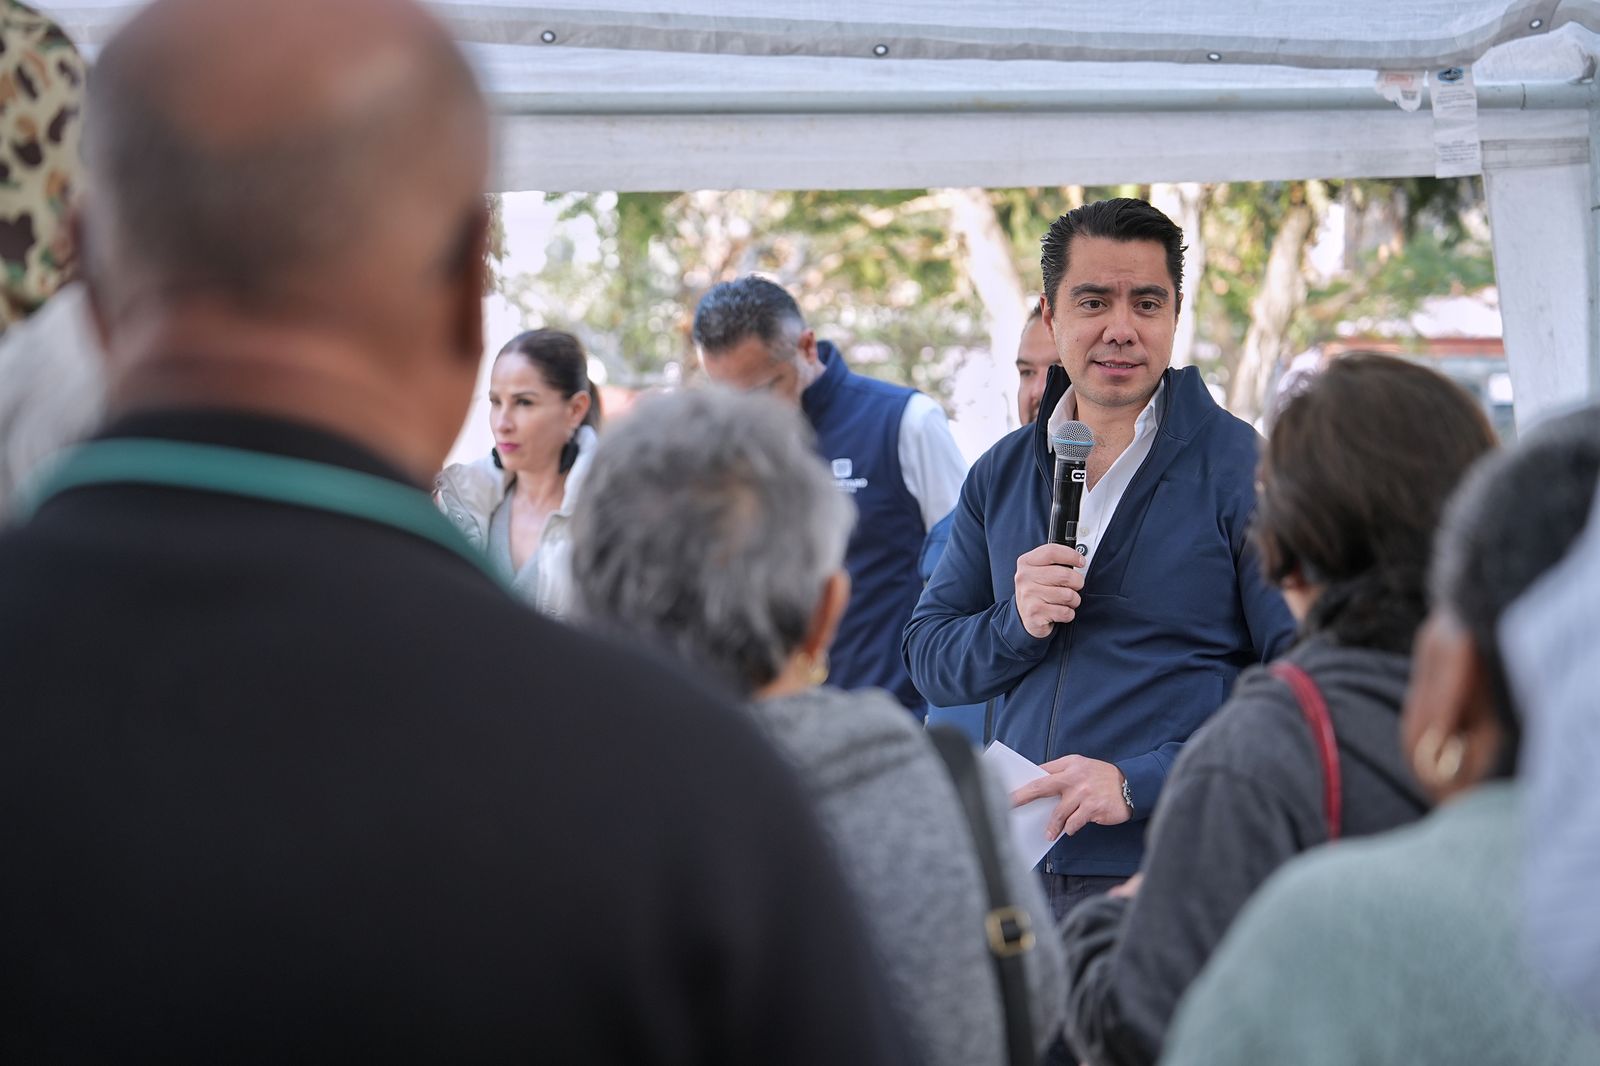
top-left (802, 342), bottom-right (927, 709)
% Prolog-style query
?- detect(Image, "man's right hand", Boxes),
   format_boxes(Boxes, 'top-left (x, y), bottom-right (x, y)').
top-left (1013, 543), bottom-right (1087, 638)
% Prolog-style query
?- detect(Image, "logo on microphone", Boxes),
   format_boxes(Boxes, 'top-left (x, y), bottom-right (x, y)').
top-left (1071, 469), bottom-right (1087, 484)
top-left (832, 458), bottom-right (852, 478)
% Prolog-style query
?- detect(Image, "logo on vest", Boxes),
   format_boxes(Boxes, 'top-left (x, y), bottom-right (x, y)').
top-left (831, 457), bottom-right (869, 493)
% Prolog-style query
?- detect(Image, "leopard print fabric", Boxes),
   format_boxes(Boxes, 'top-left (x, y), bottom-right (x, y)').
top-left (0, 1), bottom-right (85, 333)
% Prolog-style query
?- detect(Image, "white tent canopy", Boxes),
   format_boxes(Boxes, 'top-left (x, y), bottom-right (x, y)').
top-left (40, 1), bottom-right (1600, 424)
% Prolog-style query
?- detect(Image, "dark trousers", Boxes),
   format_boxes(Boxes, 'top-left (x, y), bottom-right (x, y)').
top-left (1042, 872), bottom-right (1125, 923)
top-left (1042, 872), bottom-right (1125, 1066)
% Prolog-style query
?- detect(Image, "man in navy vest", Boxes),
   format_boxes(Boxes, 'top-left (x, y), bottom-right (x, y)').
top-left (694, 276), bottom-right (967, 713)
top-left (904, 199), bottom-right (1294, 920)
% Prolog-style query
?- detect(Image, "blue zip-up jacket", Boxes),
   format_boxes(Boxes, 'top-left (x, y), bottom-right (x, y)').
top-left (903, 364), bottom-right (1294, 876)
top-left (919, 511), bottom-right (987, 738)
top-left (804, 342), bottom-right (928, 710)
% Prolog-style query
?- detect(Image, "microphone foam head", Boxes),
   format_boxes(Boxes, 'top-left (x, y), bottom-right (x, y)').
top-left (1053, 421), bottom-right (1094, 463)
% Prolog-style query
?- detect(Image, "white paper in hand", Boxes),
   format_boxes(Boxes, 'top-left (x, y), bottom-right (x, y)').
top-left (981, 740), bottom-right (1057, 870)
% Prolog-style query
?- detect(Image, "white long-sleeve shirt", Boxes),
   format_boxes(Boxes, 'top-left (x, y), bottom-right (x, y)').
top-left (898, 392), bottom-right (969, 530)
top-left (1045, 380), bottom-right (1166, 572)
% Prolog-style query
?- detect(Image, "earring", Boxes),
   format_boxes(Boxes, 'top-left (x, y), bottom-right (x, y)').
top-left (1412, 726), bottom-right (1466, 787)
top-left (806, 652), bottom-right (830, 688)
top-left (558, 432), bottom-right (580, 475)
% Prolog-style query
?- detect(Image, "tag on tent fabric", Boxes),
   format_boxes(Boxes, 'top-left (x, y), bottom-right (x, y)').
top-left (1431, 66), bottom-right (1483, 178)
top-left (1375, 71), bottom-right (1424, 112)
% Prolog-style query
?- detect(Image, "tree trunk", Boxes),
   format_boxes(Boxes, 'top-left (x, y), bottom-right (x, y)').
top-left (941, 187), bottom-right (1029, 456)
top-left (1227, 199), bottom-right (1314, 424)
top-left (1341, 182), bottom-right (1365, 273)
top-left (1148, 183), bottom-right (1207, 368)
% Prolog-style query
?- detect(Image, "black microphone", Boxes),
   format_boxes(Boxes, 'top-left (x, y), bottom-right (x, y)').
top-left (1048, 421), bottom-right (1095, 554)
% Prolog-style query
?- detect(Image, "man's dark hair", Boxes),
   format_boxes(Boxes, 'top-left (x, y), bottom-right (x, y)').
top-left (1025, 300), bottom-right (1044, 325)
top-left (1430, 405), bottom-right (1600, 771)
top-left (1253, 353), bottom-right (1497, 655)
top-left (692, 276), bottom-right (806, 358)
top-left (1039, 198), bottom-right (1186, 309)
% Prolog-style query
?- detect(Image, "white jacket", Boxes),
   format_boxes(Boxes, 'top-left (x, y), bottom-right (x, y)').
top-left (434, 424), bottom-right (597, 616)
top-left (0, 284), bottom-right (105, 523)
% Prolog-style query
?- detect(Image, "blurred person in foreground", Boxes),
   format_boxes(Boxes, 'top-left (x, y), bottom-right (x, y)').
top-left (0, 1), bottom-right (102, 521)
top-left (571, 386), bottom-right (1067, 1066)
top-left (436, 329), bottom-right (600, 614)
top-left (1050, 354), bottom-right (1497, 1066)
top-left (694, 275), bottom-right (968, 713)
top-left (1502, 482), bottom-right (1600, 1019)
top-left (1161, 407), bottom-right (1600, 1066)
top-left (0, 1), bottom-right (912, 1062)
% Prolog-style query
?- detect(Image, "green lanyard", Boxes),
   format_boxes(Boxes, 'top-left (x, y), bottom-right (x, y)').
top-left (18, 438), bottom-right (499, 584)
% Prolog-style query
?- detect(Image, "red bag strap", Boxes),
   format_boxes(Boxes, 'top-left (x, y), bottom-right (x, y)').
top-left (1269, 661), bottom-right (1342, 841)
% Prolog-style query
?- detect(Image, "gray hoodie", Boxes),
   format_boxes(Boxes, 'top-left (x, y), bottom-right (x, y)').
top-left (755, 685), bottom-right (1066, 1066)
top-left (1059, 636), bottom-right (1431, 1066)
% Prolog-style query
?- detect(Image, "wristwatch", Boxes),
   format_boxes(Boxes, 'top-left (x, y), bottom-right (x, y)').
top-left (1121, 777), bottom-right (1135, 815)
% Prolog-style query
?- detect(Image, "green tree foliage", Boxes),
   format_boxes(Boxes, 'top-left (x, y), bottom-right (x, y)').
top-left (500, 177), bottom-right (1496, 413)
top-left (521, 189), bottom-right (992, 396)
top-left (1195, 176), bottom-right (1493, 392)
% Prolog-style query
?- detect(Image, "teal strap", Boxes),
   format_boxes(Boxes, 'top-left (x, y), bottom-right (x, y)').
top-left (19, 438), bottom-right (498, 583)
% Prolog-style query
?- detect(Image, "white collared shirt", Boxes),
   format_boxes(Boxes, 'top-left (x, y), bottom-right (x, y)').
top-left (898, 393), bottom-right (969, 530)
top-left (1046, 379), bottom-right (1165, 572)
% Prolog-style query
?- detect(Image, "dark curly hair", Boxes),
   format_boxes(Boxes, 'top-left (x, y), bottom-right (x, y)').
top-left (690, 275), bottom-right (806, 357)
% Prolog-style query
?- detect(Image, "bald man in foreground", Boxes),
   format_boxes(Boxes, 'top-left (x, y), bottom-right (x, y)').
top-left (0, 2), bottom-right (910, 1062)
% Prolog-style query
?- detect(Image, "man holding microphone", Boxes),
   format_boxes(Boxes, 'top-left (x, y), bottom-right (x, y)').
top-left (904, 198), bottom-right (1293, 919)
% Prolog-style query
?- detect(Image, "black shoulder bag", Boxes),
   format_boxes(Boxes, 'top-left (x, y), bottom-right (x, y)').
top-left (927, 725), bottom-right (1037, 1066)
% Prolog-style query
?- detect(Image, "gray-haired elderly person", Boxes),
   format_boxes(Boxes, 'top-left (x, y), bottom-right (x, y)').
top-left (570, 386), bottom-right (1065, 1066)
